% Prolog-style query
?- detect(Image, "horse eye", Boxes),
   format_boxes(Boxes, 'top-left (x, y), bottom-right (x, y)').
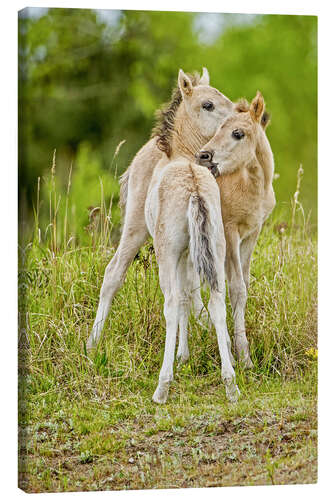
top-left (202, 101), bottom-right (214, 111)
top-left (232, 129), bottom-right (245, 140)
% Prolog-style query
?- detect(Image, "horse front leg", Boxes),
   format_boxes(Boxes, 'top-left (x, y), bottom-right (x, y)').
top-left (240, 227), bottom-right (261, 291)
top-left (87, 218), bottom-right (148, 350)
top-left (225, 228), bottom-right (253, 368)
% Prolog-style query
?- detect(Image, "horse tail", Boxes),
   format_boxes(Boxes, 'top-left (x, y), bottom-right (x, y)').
top-left (119, 168), bottom-right (130, 218)
top-left (187, 192), bottom-right (219, 291)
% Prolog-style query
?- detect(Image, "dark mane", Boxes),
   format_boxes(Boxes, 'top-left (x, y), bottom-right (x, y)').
top-left (151, 72), bottom-right (201, 157)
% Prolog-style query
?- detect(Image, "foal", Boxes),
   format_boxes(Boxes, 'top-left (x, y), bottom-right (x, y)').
top-left (87, 68), bottom-right (234, 349)
top-left (198, 92), bottom-right (276, 367)
top-left (145, 159), bottom-right (239, 404)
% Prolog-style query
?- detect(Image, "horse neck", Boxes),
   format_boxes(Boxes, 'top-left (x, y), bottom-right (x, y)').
top-left (256, 131), bottom-right (274, 188)
top-left (169, 106), bottom-right (207, 161)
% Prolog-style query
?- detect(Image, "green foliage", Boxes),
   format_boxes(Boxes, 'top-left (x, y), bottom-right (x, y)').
top-left (36, 144), bottom-right (121, 247)
top-left (202, 15), bottom-right (317, 218)
top-left (19, 8), bottom-right (317, 238)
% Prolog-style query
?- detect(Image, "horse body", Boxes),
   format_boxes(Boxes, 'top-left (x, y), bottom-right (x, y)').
top-left (119, 136), bottom-right (163, 219)
top-left (145, 159), bottom-right (238, 403)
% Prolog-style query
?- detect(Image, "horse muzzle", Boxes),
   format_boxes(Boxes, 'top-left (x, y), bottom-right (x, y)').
top-left (195, 150), bottom-right (220, 178)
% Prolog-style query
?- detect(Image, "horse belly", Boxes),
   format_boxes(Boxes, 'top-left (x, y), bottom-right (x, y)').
top-left (144, 186), bottom-right (159, 237)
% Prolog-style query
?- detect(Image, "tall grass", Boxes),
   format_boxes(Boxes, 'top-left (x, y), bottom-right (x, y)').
top-left (18, 154), bottom-right (317, 492)
top-left (18, 155), bottom-right (317, 409)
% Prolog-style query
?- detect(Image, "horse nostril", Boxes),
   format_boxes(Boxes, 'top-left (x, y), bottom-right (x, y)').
top-left (199, 150), bottom-right (213, 162)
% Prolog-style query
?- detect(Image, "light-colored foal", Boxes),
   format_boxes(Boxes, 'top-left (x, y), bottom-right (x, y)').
top-left (145, 159), bottom-right (239, 404)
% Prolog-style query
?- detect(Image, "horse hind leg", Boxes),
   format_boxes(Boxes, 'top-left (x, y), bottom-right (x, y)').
top-left (208, 287), bottom-right (240, 403)
top-left (176, 252), bottom-right (191, 364)
top-left (186, 250), bottom-right (234, 365)
top-left (153, 251), bottom-right (180, 404)
top-left (225, 230), bottom-right (253, 368)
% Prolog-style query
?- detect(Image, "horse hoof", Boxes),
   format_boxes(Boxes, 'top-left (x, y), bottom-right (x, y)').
top-left (237, 354), bottom-right (254, 369)
top-left (243, 357), bottom-right (254, 369)
top-left (176, 352), bottom-right (190, 364)
top-left (235, 344), bottom-right (253, 369)
top-left (225, 383), bottom-right (240, 403)
top-left (86, 337), bottom-right (96, 352)
top-left (152, 386), bottom-right (169, 404)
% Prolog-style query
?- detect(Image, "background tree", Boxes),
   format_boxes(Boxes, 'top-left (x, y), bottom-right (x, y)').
top-left (18, 8), bottom-right (317, 241)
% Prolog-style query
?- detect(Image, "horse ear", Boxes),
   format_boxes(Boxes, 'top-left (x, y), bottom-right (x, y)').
top-left (250, 91), bottom-right (265, 123)
top-left (261, 111), bottom-right (271, 130)
top-left (178, 69), bottom-right (193, 97)
top-left (199, 67), bottom-right (210, 86)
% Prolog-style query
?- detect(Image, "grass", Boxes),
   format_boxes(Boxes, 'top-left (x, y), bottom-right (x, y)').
top-left (18, 163), bottom-right (317, 492)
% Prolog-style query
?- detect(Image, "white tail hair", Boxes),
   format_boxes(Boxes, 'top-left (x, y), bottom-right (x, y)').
top-left (187, 194), bottom-right (219, 291)
top-left (119, 168), bottom-right (130, 217)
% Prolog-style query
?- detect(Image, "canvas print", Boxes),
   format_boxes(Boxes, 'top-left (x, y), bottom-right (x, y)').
top-left (18, 7), bottom-right (317, 493)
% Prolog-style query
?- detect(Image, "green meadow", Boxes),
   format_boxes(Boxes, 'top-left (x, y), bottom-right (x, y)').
top-left (18, 160), bottom-right (317, 492)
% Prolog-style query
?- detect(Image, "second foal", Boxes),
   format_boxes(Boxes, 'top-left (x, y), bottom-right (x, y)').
top-left (198, 92), bottom-right (276, 367)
